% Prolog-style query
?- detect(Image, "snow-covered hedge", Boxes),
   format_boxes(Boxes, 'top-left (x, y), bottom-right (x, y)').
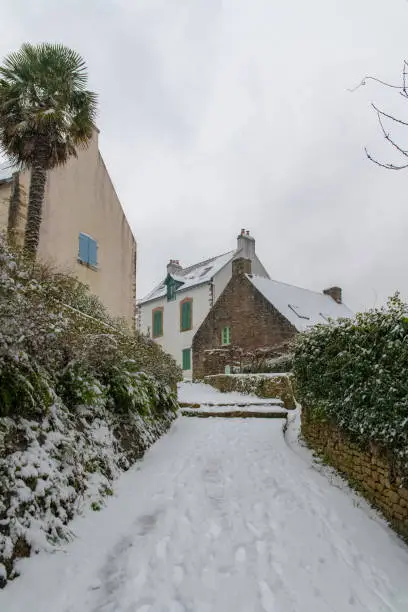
top-left (0, 235), bottom-right (181, 586)
top-left (242, 353), bottom-right (293, 374)
top-left (293, 294), bottom-right (408, 464)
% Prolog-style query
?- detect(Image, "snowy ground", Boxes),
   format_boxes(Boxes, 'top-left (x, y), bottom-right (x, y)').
top-left (1, 386), bottom-right (408, 611)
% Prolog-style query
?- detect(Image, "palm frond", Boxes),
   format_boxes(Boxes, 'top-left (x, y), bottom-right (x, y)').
top-left (0, 42), bottom-right (98, 169)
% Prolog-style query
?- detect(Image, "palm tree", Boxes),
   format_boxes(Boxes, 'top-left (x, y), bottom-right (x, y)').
top-left (0, 43), bottom-right (98, 257)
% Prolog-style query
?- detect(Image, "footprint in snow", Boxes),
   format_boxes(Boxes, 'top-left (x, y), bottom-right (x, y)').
top-left (172, 565), bottom-right (185, 586)
top-left (246, 521), bottom-right (262, 538)
top-left (259, 581), bottom-right (276, 612)
top-left (135, 599), bottom-right (154, 612)
top-left (235, 546), bottom-right (247, 563)
top-left (207, 521), bottom-right (222, 539)
top-left (168, 602), bottom-right (185, 612)
top-left (156, 536), bottom-right (169, 560)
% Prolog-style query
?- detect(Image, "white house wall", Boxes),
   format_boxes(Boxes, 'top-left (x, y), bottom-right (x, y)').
top-left (139, 283), bottom-right (212, 377)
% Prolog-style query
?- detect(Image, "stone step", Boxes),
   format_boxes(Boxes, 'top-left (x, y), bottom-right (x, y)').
top-left (181, 409), bottom-right (287, 419)
top-left (179, 400), bottom-right (283, 409)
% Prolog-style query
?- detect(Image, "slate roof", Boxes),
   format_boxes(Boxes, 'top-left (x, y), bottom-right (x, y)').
top-left (139, 250), bottom-right (235, 304)
top-left (248, 275), bottom-right (353, 331)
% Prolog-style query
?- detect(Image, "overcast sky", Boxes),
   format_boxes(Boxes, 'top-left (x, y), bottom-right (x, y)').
top-left (1, 0), bottom-right (408, 311)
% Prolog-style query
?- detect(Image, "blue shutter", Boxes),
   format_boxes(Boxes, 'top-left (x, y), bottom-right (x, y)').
top-left (78, 233), bottom-right (88, 263)
top-left (88, 238), bottom-right (98, 267)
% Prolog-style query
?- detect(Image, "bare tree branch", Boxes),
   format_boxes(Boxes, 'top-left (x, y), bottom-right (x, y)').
top-left (348, 75), bottom-right (404, 93)
top-left (372, 103), bottom-right (408, 127)
top-left (365, 147), bottom-right (408, 170)
top-left (352, 61), bottom-right (408, 170)
top-left (376, 111), bottom-right (408, 157)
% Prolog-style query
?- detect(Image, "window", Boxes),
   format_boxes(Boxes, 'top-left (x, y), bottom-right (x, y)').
top-left (288, 304), bottom-right (310, 320)
top-left (152, 308), bottom-right (163, 338)
top-left (180, 299), bottom-right (192, 331)
top-left (165, 277), bottom-right (183, 301)
top-left (221, 326), bottom-right (231, 346)
top-left (78, 233), bottom-right (98, 267)
top-left (199, 266), bottom-right (212, 277)
top-left (167, 280), bottom-right (177, 301)
top-left (182, 348), bottom-right (191, 370)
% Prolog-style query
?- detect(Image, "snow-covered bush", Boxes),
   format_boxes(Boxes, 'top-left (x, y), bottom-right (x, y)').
top-left (107, 366), bottom-right (178, 416)
top-left (0, 234), bottom-right (181, 586)
top-left (293, 294), bottom-right (408, 463)
top-left (56, 361), bottom-right (106, 410)
top-left (242, 353), bottom-right (293, 374)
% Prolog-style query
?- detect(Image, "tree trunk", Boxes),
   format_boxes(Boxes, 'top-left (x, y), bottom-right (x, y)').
top-left (24, 163), bottom-right (47, 258)
top-left (7, 172), bottom-right (21, 247)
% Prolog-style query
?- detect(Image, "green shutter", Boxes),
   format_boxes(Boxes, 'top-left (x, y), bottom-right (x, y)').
top-left (222, 326), bottom-right (231, 345)
top-left (167, 280), bottom-right (176, 301)
top-left (181, 301), bottom-right (192, 331)
top-left (153, 310), bottom-right (163, 337)
top-left (182, 348), bottom-right (191, 370)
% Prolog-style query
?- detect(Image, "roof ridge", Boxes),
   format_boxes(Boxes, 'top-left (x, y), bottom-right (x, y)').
top-left (181, 249), bottom-right (234, 274)
top-left (249, 274), bottom-right (330, 298)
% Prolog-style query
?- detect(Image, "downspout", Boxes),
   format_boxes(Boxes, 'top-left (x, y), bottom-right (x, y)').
top-left (7, 172), bottom-right (21, 247)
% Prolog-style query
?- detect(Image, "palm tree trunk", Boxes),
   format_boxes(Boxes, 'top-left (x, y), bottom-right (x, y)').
top-left (24, 163), bottom-right (47, 258)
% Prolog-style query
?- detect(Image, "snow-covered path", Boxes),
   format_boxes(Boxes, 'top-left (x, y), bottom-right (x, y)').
top-left (2, 391), bottom-right (408, 611)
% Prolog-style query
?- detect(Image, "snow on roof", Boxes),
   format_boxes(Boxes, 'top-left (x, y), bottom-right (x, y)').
top-left (139, 250), bottom-right (235, 304)
top-left (0, 160), bottom-right (16, 183)
top-left (248, 275), bottom-right (353, 331)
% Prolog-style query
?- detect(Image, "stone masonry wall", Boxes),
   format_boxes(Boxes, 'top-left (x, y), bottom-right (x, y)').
top-left (205, 373), bottom-right (296, 409)
top-left (301, 409), bottom-right (408, 540)
top-left (193, 259), bottom-right (297, 379)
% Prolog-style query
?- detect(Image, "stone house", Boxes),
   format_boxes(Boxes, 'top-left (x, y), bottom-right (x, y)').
top-left (0, 129), bottom-right (136, 327)
top-left (138, 230), bottom-right (269, 377)
top-left (192, 257), bottom-right (353, 379)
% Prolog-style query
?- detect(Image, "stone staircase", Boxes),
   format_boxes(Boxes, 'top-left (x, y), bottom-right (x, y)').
top-left (179, 400), bottom-right (288, 419)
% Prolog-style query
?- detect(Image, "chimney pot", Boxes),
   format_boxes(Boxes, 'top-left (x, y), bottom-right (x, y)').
top-left (236, 229), bottom-right (255, 260)
top-left (167, 259), bottom-right (182, 275)
top-left (323, 286), bottom-right (342, 304)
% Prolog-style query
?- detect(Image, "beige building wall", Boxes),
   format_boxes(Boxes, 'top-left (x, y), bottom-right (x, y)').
top-left (0, 131), bottom-right (136, 327)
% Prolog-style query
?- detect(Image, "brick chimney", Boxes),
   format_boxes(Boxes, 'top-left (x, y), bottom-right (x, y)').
top-left (167, 259), bottom-right (182, 275)
top-left (232, 257), bottom-right (252, 277)
top-left (323, 286), bottom-right (342, 304)
top-left (236, 228), bottom-right (255, 260)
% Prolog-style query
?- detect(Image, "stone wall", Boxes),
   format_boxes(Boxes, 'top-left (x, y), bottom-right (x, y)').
top-left (205, 373), bottom-right (296, 409)
top-left (301, 409), bottom-right (408, 540)
top-left (193, 258), bottom-right (297, 379)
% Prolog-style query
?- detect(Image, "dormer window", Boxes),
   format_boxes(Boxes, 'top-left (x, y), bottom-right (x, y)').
top-left (165, 276), bottom-right (183, 302)
top-left (167, 279), bottom-right (177, 301)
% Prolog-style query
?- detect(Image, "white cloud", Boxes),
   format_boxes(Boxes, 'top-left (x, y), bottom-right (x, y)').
top-left (1, 0), bottom-right (408, 311)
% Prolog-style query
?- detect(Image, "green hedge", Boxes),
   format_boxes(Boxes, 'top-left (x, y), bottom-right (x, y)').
top-left (0, 234), bottom-right (182, 419)
top-left (293, 294), bottom-right (408, 463)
